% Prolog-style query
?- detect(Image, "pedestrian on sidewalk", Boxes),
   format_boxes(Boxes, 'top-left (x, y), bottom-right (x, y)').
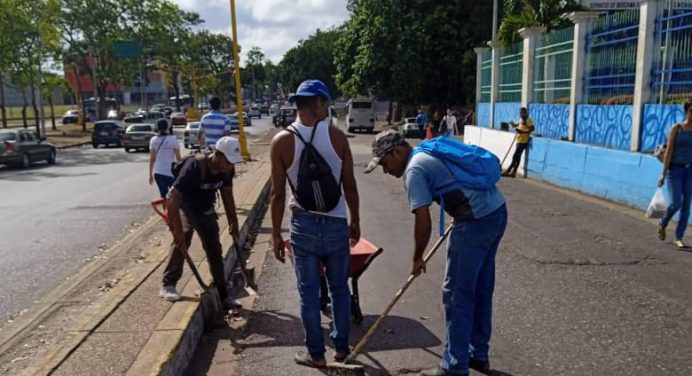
top-left (159, 136), bottom-right (244, 311)
top-left (441, 109), bottom-right (457, 137)
top-left (657, 99), bottom-right (692, 249)
top-left (149, 119), bottom-right (182, 198)
top-left (269, 79), bottom-right (361, 368)
top-left (416, 107), bottom-right (428, 140)
top-left (502, 107), bottom-right (534, 178)
top-left (364, 130), bottom-right (507, 376)
top-left (197, 96), bottom-right (231, 151)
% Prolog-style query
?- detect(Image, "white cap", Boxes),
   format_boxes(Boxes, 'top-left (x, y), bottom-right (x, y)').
top-left (215, 136), bottom-right (244, 164)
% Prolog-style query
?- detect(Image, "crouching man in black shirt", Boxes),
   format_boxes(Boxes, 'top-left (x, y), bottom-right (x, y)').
top-left (159, 136), bottom-right (245, 311)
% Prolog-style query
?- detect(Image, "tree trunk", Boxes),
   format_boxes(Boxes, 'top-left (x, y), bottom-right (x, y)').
top-left (174, 70), bottom-right (181, 112)
top-left (0, 77), bottom-right (6, 128)
top-left (49, 95), bottom-right (56, 130)
top-left (31, 83), bottom-right (40, 136)
top-left (21, 90), bottom-right (28, 128)
top-left (73, 65), bottom-right (86, 131)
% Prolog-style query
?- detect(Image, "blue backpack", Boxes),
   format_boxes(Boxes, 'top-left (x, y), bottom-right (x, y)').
top-left (412, 136), bottom-right (501, 234)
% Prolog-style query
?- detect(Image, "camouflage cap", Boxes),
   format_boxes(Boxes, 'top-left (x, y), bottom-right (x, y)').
top-left (364, 130), bottom-right (407, 173)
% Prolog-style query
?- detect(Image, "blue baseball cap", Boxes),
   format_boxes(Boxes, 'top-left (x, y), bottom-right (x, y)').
top-left (288, 79), bottom-right (331, 103)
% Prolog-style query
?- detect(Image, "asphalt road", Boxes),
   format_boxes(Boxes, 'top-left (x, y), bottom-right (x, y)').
top-left (0, 116), bottom-right (275, 323)
top-left (188, 130), bottom-right (692, 376)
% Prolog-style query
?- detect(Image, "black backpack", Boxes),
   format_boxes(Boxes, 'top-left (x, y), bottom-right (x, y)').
top-left (286, 124), bottom-right (342, 212)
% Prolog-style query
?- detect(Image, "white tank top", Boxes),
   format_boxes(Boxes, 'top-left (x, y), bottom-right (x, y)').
top-left (287, 120), bottom-right (347, 218)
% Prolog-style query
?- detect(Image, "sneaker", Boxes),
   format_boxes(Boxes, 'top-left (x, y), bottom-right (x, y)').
top-left (222, 296), bottom-right (242, 310)
top-left (469, 358), bottom-right (490, 374)
top-left (159, 285), bottom-right (180, 302)
top-left (657, 225), bottom-right (666, 241)
top-left (674, 240), bottom-right (687, 249)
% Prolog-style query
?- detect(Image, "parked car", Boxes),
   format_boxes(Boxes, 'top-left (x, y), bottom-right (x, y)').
top-left (92, 121), bottom-right (124, 148)
top-left (277, 107), bottom-right (297, 128)
top-left (233, 112), bottom-right (252, 127)
top-left (123, 113), bottom-right (144, 124)
top-left (401, 117), bottom-right (419, 137)
top-left (170, 112), bottom-right (187, 127)
top-left (0, 129), bottom-right (56, 168)
top-left (260, 105), bottom-right (269, 115)
top-left (183, 121), bottom-right (201, 149)
top-left (226, 115), bottom-right (240, 132)
top-left (249, 106), bottom-right (262, 119)
top-left (61, 110), bottom-right (80, 124)
top-left (122, 123), bottom-right (156, 152)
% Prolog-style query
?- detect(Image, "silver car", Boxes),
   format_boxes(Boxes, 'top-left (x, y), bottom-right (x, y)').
top-left (0, 129), bottom-right (56, 168)
top-left (183, 122), bottom-right (201, 149)
top-left (123, 123), bottom-right (156, 152)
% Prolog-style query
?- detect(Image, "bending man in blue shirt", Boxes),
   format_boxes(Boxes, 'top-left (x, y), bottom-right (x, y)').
top-left (364, 130), bottom-right (507, 376)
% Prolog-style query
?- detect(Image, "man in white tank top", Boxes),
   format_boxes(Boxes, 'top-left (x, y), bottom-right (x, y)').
top-left (270, 80), bottom-right (361, 368)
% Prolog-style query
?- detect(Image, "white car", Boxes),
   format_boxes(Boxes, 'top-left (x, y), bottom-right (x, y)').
top-left (401, 117), bottom-right (419, 138)
top-left (183, 122), bottom-right (201, 149)
top-left (61, 110), bottom-right (80, 124)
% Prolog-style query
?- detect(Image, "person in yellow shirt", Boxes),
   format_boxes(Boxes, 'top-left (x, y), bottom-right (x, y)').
top-left (502, 107), bottom-right (534, 178)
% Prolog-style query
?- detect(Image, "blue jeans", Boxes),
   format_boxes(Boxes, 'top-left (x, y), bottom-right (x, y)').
top-left (290, 211), bottom-right (351, 360)
top-left (660, 165), bottom-right (692, 240)
top-left (440, 205), bottom-right (507, 374)
top-left (154, 173), bottom-right (175, 198)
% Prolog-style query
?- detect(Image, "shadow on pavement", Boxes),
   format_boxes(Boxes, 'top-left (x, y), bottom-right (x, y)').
top-left (189, 310), bottom-right (442, 376)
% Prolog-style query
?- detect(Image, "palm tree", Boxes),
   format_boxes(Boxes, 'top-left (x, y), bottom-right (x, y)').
top-left (498, 0), bottom-right (585, 44)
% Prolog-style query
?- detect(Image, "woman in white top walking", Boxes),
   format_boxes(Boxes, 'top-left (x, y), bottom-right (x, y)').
top-left (149, 119), bottom-right (181, 198)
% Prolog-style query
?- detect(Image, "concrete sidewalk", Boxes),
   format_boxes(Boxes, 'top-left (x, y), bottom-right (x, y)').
top-left (0, 131), bottom-right (277, 376)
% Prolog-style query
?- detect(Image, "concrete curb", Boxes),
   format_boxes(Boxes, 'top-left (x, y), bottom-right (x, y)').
top-left (124, 163), bottom-right (273, 376)
top-left (54, 141), bottom-right (91, 150)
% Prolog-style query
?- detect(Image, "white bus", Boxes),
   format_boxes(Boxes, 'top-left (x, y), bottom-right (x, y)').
top-left (346, 97), bottom-right (374, 133)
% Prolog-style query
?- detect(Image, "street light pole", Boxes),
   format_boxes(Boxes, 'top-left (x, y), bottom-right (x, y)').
top-left (492, 0), bottom-right (499, 40)
top-left (229, 0), bottom-right (250, 160)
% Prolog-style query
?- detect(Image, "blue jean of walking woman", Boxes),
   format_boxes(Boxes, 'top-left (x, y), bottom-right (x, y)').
top-left (290, 211), bottom-right (351, 360)
top-left (440, 205), bottom-right (507, 375)
top-left (660, 165), bottom-right (692, 241)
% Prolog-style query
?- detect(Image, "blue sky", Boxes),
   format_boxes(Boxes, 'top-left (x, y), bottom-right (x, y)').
top-left (171, 0), bottom-right (350, 65)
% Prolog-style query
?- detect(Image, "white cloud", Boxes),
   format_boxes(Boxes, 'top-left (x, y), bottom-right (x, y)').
top-left (171, 0), bottom-right (349, 64)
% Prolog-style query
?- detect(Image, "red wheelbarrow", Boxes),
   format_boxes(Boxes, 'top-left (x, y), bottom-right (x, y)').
top-left (285, 238), bottom-right (383, 324)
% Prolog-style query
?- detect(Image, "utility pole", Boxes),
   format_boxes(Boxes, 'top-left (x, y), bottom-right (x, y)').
top-left (229, 0), bottom-right (250, 160)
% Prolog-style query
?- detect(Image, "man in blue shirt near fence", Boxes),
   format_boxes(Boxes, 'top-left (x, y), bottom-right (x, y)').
top-left (198, 96), bottom-right (231, 150)
top-left (364, 130), bottom-right (507, 376)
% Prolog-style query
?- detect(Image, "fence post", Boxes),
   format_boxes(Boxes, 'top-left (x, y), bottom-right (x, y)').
top-left (568, 12), bottom-right (601, 142)
top-left (488, 40), bottom-right (501, 129)
top-left (474, 47), bottom-right (489, 105)
top-left (519, 27), bottom-right (545, 108)
top-left (631, 0), bottom-right (658, 152)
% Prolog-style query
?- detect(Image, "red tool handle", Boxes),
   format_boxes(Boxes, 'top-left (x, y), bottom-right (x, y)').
top-left (151, 198), bottom-right (168, 224)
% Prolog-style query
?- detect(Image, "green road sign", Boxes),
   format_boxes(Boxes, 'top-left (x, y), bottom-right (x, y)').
top-left (114, 41), bottom-right (142, 59)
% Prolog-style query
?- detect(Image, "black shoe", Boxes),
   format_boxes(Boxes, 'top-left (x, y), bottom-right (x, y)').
top-left (469, 358), bottom-right (490, 374)
top-left (420, 367), bottom-right (468, 376)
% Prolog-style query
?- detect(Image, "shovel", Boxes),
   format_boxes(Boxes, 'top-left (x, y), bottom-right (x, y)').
top-left (232, 236), bottom-right (257, 296)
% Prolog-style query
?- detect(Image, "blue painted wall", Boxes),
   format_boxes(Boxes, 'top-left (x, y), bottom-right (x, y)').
top-left (493, 102), bottom-right (522, 128)
top-left (575, 104), bottom-right (632, 151)
top-left (528, 103), bottom-right (570, 140)
top-left (477, 102), bottom-right (491, 127)
top-left (527, 136), bottom-right (659, 210)
top-left (640, 104), bottom-right (685, 152)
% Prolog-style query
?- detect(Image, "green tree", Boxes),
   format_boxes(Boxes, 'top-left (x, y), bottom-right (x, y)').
top-left (278, 28), bottom-right (343, 99)
top-left (335, 0), bottom-right (494, 110)
top-left (41, 73), bottom-right (67, 130)
top-left (497, 0), bottom-right (584, 44)
top-left (245, 46), bottom-right (266, 100)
